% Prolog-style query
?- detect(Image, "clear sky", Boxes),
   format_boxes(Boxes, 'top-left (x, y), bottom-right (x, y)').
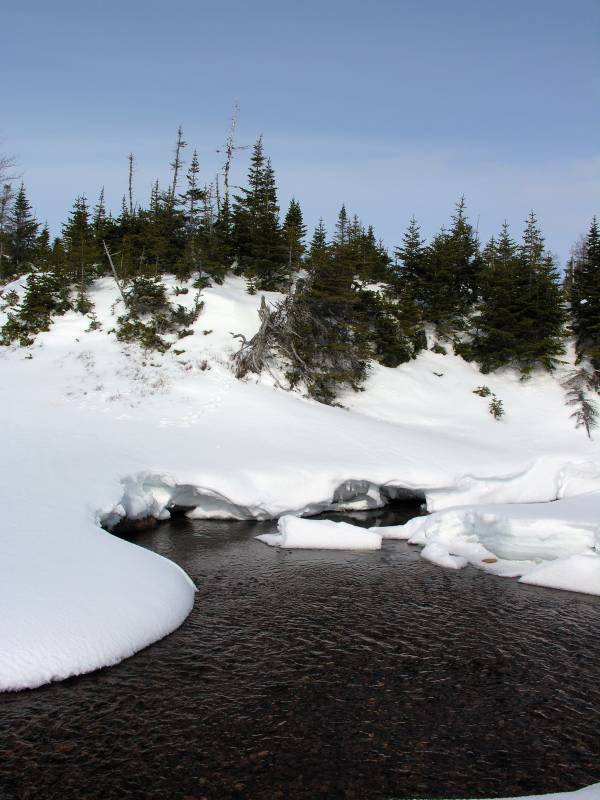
top-left (3, 0), bottom-right (599, 263)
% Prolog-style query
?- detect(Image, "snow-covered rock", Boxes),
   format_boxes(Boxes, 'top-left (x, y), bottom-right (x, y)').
top-left (1, 274), bottom-right (599, 690)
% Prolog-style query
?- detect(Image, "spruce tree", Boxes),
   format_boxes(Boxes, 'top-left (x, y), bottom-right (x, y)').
top-left (9, 183), bottom-right (39, 272)
top-left (571, 217), bottom-right (600, 373)
top-left (469, 223), bottom-right (522, 370)
top-left (92, 188), bottom-right (109, 244)
top-left (282, 198), bottom-right (306, 272)
top-left (395, 216), bottom-right (426, 291)
top-left (447, 195), bottom-right (481, 308)
top-left (357, 225), bottom-right (391, 283)
top-left (470, 215), bottom-right (566, 374)
top-left (305, 219), bottom-right (328, 274)
top-left (333, 204), bottom-right (349, 247)
top-left (35, 225), bottom-right (53, 272)
top-left (176, 149), bottom-right (205, 280)
top-left (296, 215), bottom-right (369, 400)
top-left (397, 200), bottom-right (480, 337)
top-left (515, 212), bottom-right (566, 373)
top-left (62, 196), bottom-right (99, 290)
top-left (421, 227), bottom-right (460, 333)
top-left (232, 138), bottom-right (286, 291)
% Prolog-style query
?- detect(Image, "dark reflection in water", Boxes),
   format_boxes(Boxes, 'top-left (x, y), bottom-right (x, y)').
top-left (1, 503), bottom-right (599, 800)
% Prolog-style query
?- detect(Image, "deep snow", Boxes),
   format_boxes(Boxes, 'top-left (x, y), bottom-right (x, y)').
top-left (0, 274), bottom-right (598, 691)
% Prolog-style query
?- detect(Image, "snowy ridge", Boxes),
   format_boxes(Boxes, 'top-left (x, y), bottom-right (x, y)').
top-left (1, 275), bottom-right (599, 690)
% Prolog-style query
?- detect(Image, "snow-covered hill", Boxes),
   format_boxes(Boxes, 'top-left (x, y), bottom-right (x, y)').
top-left (0, 275), bottom-right (598, 691)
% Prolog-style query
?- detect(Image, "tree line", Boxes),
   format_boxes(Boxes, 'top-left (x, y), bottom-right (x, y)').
top-left (0, 128), bottom-right (598, 427)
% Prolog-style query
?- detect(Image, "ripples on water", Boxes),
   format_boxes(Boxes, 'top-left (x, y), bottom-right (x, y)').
top-left (1, 503), bottom-right (599, 800)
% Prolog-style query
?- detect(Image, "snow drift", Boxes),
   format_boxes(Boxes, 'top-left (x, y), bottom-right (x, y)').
top-left (371, 494), bottom-right (600, 595)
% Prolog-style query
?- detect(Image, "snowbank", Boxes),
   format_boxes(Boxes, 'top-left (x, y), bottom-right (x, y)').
top-left (256, 515), bottom-right (382, 550)
top-left (476, 784), bottom-right (600, 800)
top-left (1, 275), bottom-right (599, 690)
top-left (372, 494), bottom-right (600, 595)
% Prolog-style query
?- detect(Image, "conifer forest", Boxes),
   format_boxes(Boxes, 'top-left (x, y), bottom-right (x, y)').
top-left (1, 127), bottom-right (598, 419)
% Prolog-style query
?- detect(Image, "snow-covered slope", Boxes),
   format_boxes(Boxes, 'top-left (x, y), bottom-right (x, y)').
top-left (0, 275), bottom-right (598, 690)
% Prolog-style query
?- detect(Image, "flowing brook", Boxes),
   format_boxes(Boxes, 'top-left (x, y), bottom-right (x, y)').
top-left (1, 503), bottom-right (599, 800)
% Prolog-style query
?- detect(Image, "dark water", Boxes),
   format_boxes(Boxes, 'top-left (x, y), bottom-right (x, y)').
top-left (1, 504), bottom-right (600, 800)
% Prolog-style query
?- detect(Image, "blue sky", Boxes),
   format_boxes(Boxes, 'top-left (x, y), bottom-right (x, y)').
top-left (3, 0), bottom-right (599, 262)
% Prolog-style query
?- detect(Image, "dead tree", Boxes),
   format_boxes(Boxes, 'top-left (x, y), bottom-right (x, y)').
top-left (231, 296), bottom-right (276, 378)
top-left (230, 289), bottom-right (316, 390)
top-left (0, 154), bottom-right (17, 275)
top-left (103, 240), bottom-right (128, 307)
top-left (0, 183), bottom-right (14, 274)
top-left (128, 152), bottom-right (135, 216)
top-left (168, 126), bottom-right (187, 208)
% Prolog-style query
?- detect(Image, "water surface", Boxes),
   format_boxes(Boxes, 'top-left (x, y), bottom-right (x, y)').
top-left (1, 504), bottom-right (599, 800)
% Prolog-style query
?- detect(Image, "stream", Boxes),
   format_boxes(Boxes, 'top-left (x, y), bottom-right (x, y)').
top-left (1, 503), bottom-right (599, 800)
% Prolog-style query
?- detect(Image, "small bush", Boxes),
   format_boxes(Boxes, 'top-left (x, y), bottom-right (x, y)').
top-left (431, 342), bottom-right (447, 355)
top-left (125, 276), bottom-right (170, 317)
top-left (473, 385), bottom-right (492, 397)
top-left (489, 397), bottom-right (504, 419)
top-left (74, 293), bottom-right (93, 314)
top-left (116, 319), bottom-right (170, 352)
top-left (1, 271), bottom-right (71, 346)
top-left (0, 290), bottom-right (19, 311)
top-left (86, 313), bottom-right (102, 332)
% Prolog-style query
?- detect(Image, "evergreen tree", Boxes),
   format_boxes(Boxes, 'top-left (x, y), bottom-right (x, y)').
top-left (282, 198), bottom-right (306, 272)
top-left (357, 225), bottom-right (391, 283)
top-left (397, 200), bottom-right (480, 336)
top-left (358, 285), bottom-right (425, 368)
top-left (62, 196), bottom-right (99, 289)
top-left (395, 216), bottom-right (426, 291)
top-left (515, 212), bottom-right (566, 373)
top-left (232, 138), bottom-right (286, 290)
top-left (305, 219), bottom-right (328, 273)
top-left (468, 223), bottom-right (522, 370)
top-left (571, 217), bottom-right (600, 373)
top-left (35, 225), bottom-right (53, 272)
top-left (446, 195), bottom-right (481, 306)
top-left (333, 204), bottom-right (349, 247)
top-left (291, 212), bottom-right (369, 400)
top-left (469, 215), bottom-right (566, 374)
top-left (9, 183), bottom-right (39, 272)
top-left (92, 188), bottom-right (109, 243)
top-left (176, 149), bottom-right (205, 280)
